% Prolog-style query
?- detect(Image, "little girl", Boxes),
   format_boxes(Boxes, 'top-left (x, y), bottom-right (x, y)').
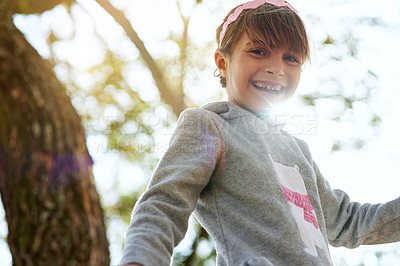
top-left (120, 1), bottom-right (400, 265)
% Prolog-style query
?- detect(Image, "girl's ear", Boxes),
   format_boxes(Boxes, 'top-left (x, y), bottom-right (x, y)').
top-left (214, 49), bottom-right (228, 77)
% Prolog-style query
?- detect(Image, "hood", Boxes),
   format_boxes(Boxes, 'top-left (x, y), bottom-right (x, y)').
top-left (200, 101), bottom-right (282, 127)
top-left (200, 101), bottom-right (254, 121)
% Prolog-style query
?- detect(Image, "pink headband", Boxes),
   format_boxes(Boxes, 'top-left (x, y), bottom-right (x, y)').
top-left (219, 0), bottom-right (298, 47)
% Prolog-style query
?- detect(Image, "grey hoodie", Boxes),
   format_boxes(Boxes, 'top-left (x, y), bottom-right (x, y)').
top-left (120, 101), bottom-right (400, 266)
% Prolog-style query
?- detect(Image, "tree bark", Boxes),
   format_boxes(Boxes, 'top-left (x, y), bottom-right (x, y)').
top-left (0, 1), bottom-right (110, 265)
top-left (8, 0), bottom-right (75, 14)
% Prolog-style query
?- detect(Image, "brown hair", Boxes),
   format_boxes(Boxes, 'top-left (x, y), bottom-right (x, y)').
top-left (216, 3), bottom-right (310, 87)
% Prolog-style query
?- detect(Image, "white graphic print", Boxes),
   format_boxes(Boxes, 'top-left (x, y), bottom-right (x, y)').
top-left (269, 154), bottom-right (333, 265)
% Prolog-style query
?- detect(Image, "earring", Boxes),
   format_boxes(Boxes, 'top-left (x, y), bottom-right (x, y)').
top-left (214, 68), bottom-right (224, 77)
top-left (213, 68), bottom-right (220, 77)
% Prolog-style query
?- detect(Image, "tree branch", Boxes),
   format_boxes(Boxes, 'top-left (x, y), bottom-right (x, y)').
top-left (94, 0), bottom-right (185, 117)
top-left (176, 1), bottom-right (189, 107)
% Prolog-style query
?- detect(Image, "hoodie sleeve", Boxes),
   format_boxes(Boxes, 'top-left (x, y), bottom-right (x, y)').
top-left (313, 161), bottom-right (400, 248)
top-left (119, 108), bottom-right (223, 266)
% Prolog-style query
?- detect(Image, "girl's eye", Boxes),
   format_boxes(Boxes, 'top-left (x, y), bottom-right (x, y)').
top-left (284, 54), bottom-right (300, 63)
top-left (250, 49), bottom-right (266, 56)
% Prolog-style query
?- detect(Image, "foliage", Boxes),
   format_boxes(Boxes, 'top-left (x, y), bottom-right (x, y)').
top-left (299, 12), bottom-right (386, 152)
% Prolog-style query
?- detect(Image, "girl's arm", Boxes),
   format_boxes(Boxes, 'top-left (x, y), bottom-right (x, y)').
top-left (119, 108), bottom-right (223, 266)
top-left (313, 161), bottom-right (400, 247)
top-left (293, 137), bottom-right (400, 247)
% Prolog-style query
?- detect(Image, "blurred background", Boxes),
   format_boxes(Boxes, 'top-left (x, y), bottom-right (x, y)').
top-left (1, 0), bottom-right (400, 265)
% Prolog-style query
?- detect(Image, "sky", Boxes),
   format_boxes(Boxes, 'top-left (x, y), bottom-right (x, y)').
top-left (2, 0), bottom-right (400, 265)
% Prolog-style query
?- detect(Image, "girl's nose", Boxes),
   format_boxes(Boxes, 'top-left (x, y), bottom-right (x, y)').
top-left (264, 57), bottom-right (285, 76)
top-left (264, 67), bottom-right (284, 76)
top-left (264, 65), bottom-right (284, 76)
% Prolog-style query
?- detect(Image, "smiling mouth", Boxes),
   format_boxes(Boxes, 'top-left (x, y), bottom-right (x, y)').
top-left (251, 81), bottom-right (285, 94)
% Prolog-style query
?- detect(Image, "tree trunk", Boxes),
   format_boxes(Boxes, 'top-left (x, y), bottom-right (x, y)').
top-left (0, 1), bottom-right (110, 265)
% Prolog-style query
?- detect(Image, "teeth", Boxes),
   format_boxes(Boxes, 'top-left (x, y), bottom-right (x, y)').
top-left (254, 82), bottom-right (282, 91)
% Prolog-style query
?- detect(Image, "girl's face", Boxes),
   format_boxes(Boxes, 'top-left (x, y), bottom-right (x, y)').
top-left (215, 33), bottom-right (302, 113)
